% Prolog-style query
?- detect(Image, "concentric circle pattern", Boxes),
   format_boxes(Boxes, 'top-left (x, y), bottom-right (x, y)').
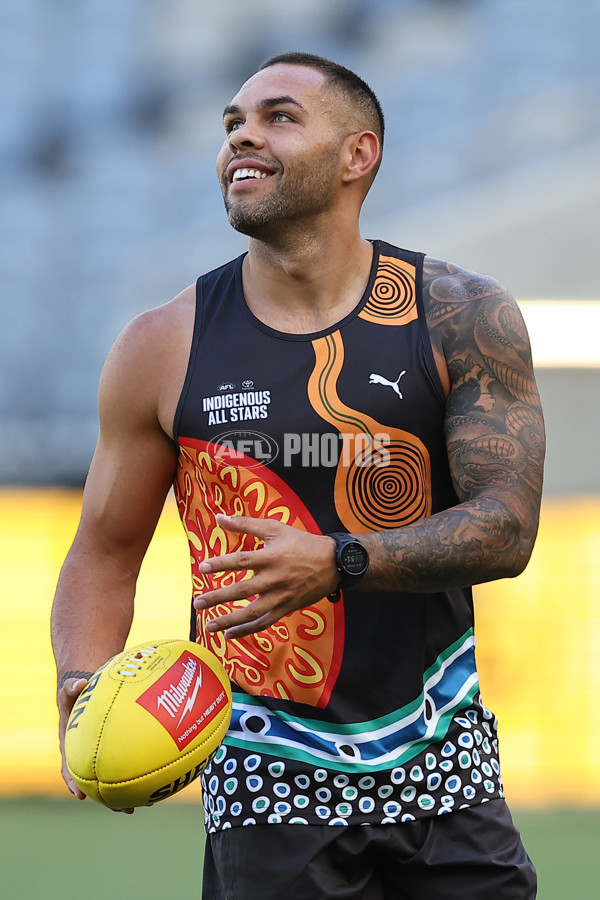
top-left (360, 256), bottom-right (417, 325)
top-left (346, 442), bottom-right (429, 530)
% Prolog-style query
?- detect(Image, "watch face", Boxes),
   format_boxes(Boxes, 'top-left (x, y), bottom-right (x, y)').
top-left (340, 541), bottom-right (369, 576)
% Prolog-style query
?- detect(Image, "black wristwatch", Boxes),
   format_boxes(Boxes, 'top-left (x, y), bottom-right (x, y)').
top-left (326, 532), bottom-right (369, 602)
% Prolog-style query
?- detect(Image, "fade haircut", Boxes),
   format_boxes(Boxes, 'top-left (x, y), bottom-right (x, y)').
top-left (257, 52), bottom-right (385, 155)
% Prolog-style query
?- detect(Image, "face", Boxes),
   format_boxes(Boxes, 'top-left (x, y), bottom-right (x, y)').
top-left (216, 65), bottom-right (348, 238)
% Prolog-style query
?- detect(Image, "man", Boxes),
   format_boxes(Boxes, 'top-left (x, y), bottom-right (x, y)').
top-left (52, 52), bottom-right (544, 898)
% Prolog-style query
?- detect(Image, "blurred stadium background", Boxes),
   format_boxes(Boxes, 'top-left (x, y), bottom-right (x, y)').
top-left (1, 0), bottom-right (599, 897)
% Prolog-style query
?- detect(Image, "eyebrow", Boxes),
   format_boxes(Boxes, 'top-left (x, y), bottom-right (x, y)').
top-left (222, 96), bottom-right (306, 119)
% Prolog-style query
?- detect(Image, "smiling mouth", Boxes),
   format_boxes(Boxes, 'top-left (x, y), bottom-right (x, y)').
top-left (232, 168), bottom-right (271, 183)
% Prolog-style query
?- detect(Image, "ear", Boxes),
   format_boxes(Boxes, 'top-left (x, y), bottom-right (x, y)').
top-left (341, 131), bottom-right (380, 185)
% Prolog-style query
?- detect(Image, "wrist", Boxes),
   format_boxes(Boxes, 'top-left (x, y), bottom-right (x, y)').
top-left (326, 532), bottom-right (370, 602)
top-left (58, 669), bottom-right (93, 690)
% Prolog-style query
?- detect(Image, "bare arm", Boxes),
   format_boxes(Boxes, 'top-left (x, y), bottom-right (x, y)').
top-left (361, 257), bottom-right (545, 590)
top-left (51, 291), bottom-right (193, 798)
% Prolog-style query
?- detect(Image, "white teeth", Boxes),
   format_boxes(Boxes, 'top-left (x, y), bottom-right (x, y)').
top-left (232, 168), bottom-right (269, 182)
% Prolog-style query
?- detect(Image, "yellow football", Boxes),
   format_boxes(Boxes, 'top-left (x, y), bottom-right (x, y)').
top-left (65, 639), bottom-right (231, 808)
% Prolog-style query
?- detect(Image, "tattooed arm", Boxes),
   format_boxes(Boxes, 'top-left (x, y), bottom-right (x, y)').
top-left (360, 257), bottom-right (545, 592)
top-left (194, 258), bottom-right (545, 638)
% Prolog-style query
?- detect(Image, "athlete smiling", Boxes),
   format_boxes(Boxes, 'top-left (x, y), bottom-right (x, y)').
top-left (52, 52), bottom-right (544, 899)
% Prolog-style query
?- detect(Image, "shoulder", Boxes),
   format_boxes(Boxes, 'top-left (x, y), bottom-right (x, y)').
top-left (112, 283), bottom-right (196, 356)
top-left (422, 256), bottom-right (507, 311)
top-left (421, 256), bottom-right (530, 361)
top-left (104, 284), bottom-right (195, 378)
top-left (98, 284), bottom-right (196, 427)
top-left (419, 256), bottom-right (538, 405)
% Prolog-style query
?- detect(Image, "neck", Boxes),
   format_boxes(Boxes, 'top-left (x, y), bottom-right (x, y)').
top-left (242, 219), bottom-right (374, 334)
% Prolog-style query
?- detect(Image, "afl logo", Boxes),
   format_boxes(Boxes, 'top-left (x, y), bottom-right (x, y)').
top-left (212, 431), bottom-right (279, 469)
top-left (218, 382), bottom-right (236, 391)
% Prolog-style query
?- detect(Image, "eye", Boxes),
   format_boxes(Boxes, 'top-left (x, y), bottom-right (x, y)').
top-left (225, 119), bottom-right (243, 133)
top-left (272, 113), bottom-right (292, 124)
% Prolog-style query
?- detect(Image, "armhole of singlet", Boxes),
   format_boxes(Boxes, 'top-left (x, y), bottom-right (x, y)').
top-left (172, 275), bottom-right (204, 454)
top-left (414, 252), bottom-right (447, 409)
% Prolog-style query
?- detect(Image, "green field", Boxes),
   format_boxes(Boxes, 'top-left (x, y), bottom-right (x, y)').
top-left (2, 798), bottom-right (598, 898)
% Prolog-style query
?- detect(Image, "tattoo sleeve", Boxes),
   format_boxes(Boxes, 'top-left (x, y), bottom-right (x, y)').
top-left (361, 258), bottom-right (545, 593)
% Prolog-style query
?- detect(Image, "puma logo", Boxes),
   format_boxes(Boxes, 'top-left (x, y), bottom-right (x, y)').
top-left (369, 370), bottom-right (407, 399)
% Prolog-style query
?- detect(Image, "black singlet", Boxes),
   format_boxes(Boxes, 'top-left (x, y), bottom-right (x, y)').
top-left (173, 241), bottom-right (504, 832)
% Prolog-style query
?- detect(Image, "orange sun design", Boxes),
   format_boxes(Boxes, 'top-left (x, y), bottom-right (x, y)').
top-left (174, 438), bottom-right (344, 709)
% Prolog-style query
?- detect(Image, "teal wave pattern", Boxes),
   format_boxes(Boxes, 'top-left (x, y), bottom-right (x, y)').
top-left (225, 630), bottom-right (480, 773)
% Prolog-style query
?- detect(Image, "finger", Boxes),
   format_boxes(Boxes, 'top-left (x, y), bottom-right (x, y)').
top-left (223, 608), bottom-right (284, 641)
top-left (69, 785), bottom-right (87, 801)
top-left (215, 513), bottom-right (281, 539)
top-left (194, 577), bottom-right (261, 610)
top-left (61, 758), bottom-right (134, 812)
top-left (66, 777), bottom-right (87, 801)
top-left (61, 758), bottom-right (87, 800)
top-left (205, 599), bottom-right (275, 638)
top-left (199, 550), bottom-right (260, 576)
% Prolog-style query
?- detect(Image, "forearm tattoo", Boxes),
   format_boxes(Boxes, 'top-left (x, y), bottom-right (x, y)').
top-left (363, 259), bottom-right (545, 593)
top-left (58, 670), bottom-right (94, 689)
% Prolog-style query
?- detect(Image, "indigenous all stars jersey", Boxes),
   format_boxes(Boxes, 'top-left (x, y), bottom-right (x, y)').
top-left (173, 241), bottom-right (504, 832)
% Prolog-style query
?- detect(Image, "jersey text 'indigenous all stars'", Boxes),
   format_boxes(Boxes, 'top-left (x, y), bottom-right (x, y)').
top-left (173, 241), bottom-right (504, 832)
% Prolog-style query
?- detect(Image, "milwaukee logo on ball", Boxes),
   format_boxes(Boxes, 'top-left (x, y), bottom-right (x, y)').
top-left (136, 651), bottom-right (228, 750)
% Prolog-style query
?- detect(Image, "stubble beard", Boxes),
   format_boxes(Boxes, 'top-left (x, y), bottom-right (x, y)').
top-left (222, 154), bottom-right (340, 241)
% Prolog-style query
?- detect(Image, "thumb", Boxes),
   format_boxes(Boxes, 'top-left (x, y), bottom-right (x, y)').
top-left (63, 676), bottom-right (89, 701)
top-left (59, 674), bottom-right (91, 717)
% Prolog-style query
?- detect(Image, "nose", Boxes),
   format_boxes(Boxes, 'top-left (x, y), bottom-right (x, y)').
top-left (228, 117), bottom-right (266, 152)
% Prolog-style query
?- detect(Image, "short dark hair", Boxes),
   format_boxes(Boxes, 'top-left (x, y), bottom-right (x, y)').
top-left (257, 52), bottom-right (385, 151)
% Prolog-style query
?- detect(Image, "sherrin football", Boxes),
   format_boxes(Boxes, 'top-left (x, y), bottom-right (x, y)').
top-left (65, 639), bottom-right (232, 808)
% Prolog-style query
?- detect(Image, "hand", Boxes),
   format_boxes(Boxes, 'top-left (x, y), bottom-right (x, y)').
top-left (193, 515), bottom-right (339, 639)
top-left (57, 673), bottom-right (134, 814)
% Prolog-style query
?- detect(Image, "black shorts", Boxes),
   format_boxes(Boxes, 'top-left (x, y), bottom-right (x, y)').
top-left (202, 799), bottom-right (536, 900)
